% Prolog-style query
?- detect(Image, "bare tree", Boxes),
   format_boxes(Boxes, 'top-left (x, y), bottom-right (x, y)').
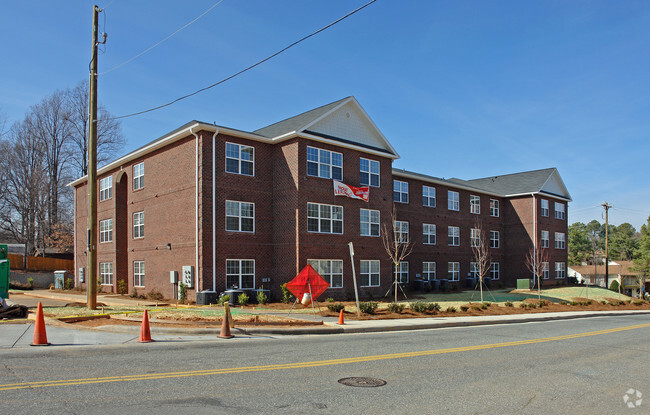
top-left (525, 242), bottom-right (549, 300)
top-left (470, 220), bottom-right (491, 303)
top-left (66, 80), bottom-right (124, 176)
top-left (381, 205), bottom-right (414, 302)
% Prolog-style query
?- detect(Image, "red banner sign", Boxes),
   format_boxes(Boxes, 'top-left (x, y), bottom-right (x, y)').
top-left (333, 180), bottom-right (369, 202)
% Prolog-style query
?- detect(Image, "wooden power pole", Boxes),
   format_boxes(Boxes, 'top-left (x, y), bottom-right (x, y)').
top-left (602, 202), bottom-right (611, 289)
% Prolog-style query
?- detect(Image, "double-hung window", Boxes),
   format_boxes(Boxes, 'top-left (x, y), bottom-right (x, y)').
top-left (307, 146), bottom-right (342, 180)
top-left (393, 180), bottom-right (408, 203)
top-left (423, 186), bottom-right (436, 207)
top-left (490, 230), bottom-right (499, 248)
top-left (490, 263), bottom-right (500, 280)
top-left (470, 195), bottom-right (480, 214)
top-left (470, 228), bottom-right (481, 247)
top-left (360, 209), bottom-right (380, 237)
top-left (99, 219), bottom-right (113, 243)
top-left (555, 262), bottom-right (566, 279)
top-left (133, 261), bottom-right (145, 287)
top-left (133, 162), bottom-right (144, 190)
top-left (226, 142), bottom-right (254, 176)
top-left (100, 262), bottom-right (113, 285)
top-left (133, 211), bottom-right (144, 239)
top-left (307, 203), bottom-right (343, 234)
top-left (99, 176), bottom-right (112, 201)
top-left (448, 191), bottom-right (459, 211)
top-left (448, 262), bottom-right (460, 281)
top-left (226, 259), bottom-right (255, 289)
top-left (555, 232), bottom-right (566, 249)
top-left (540, 199), bottom-right (549, 217)
top-left (360, 158), bottom-right (380, 187)
top-left (394, 221), bottom-right (409, 243)
top-left (541, 230), bottom-right (550, 248)
top-left (469, 262), bottom-right (479, 278)
top-left (308, 259), bottom-right (343, 288)
top-left (555, 202), bottom-right (566, 220)
top-left (394, 262), bottom-right (409, 283)
top-left (423, 262), bottom-right (436, 280)
top-left (360, 260), bottom-right (380, 287)
top-left (226, 201), bottom-right (254, 232)
top-left (423, 223), bottom-right (436, 245)
top-left (490, 199), bottom-right (499, 217)
top-left (542, 262), bottom-right (550, 279)
top-left (448, 226), bottom-right (460, 246)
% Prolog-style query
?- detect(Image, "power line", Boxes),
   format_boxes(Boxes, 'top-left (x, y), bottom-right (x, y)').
top-left (99, 0), bottom-right (226, 75)
top-left (570, 205), bottom-right (601, 213)
top-left (109, 0), bottom-right (378, 120)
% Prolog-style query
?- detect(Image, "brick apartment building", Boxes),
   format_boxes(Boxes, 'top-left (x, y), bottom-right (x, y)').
top-left (70, 97), bottom-right (571, 301)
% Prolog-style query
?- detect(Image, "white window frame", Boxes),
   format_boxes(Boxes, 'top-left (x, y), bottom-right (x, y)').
top-left (100, 262), bottom-right (113, 285)
top-left (133, 261), bottom-right (145, 287)
top-left (423, 185), bottom-right (436, 207)
top-left (226, 142), bottom-right (254, 176)
top-left (133, 162), bottom-right (144, 190)
top-left (541, 230), bottom-right (550, 248)
top-left (99, 176), bottom-right (112, 201)
top-left (307, 146), bottom-right (342, 180)
top-left (490, 262), bottom-right (500, 280)
top-left (448, 262), bottom-right (460, 281)
top-left (490, 230), bottom-right (499, 248)
top-left (394, 261), bottom-right (409, 283)
top-left (360, 260), bottom-right (380, 287)
top-left (490, 199), bottom-right (499, 217)
top-left (470, 262), bottom-right (479, 278)
top-left (308, 259), bottom-right (343, 288)
top-left (555, 202), bottom-right (566, 220)
top-left (448, 191), bottom-right (459, 211)
top-left (360, 209), bottom-right (380, 237)
top-left (394, 221), bottom-right (409, 243)
top-left (555, 232), bottom-right (566, 249)
top-left (555, 262), bottom-right (566, 279)
top-left (307, 202), bottom-right (343, 234)
top-left (99, 219), bottom-right (113, 243)
top-left (226, 259), bottom-right (255, 289)
top-left (423, 262), bottom-right (436, 280)
top-left (470, 228), bottom-right (481, 247)
top-left (393, 180), bottom-right (409, 203)
top-left (470, 195), bottom-right (480, 214)
top-left (448, 226), bottom-right (460, 246)
top-left (360, 158), bottom-right (380, 187)
top-left (542, 262), bottom-right (550, 279)
top-left (226, 200), bottom-right (255, 233)
top-left (423, 223), bottom-right (436, 245)
top-left (133, 211), bottom-right (144, 239)
top-left (541, 199), bottom-right (549, 217)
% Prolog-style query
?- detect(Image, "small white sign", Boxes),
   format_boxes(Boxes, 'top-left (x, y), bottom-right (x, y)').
top-left (182, 266), bottom-right (194, 288)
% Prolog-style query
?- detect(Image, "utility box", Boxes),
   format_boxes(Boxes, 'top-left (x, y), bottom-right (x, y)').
top-left (0, 244), bottom-right (9, 299)
top-left (517, 279), bottom-right (530, 290)
top-left (54, 270), bottom-right (68, 289)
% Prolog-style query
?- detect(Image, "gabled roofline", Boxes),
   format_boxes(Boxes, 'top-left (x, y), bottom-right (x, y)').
top-left (539, 168), bottom-right (573, 201)
top-left (392, 169), bottom-right (501, 197)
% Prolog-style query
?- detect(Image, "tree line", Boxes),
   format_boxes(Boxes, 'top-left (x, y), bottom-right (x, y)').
top-left (0, 80), bottom-right (124, 257)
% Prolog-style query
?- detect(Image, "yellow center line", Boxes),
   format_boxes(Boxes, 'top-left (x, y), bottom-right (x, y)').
top-left (1, 322), bottom-right (648, 392)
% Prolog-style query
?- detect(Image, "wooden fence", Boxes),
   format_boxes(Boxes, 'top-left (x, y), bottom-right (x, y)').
top-left (7, 253), bottom-right (74, 272)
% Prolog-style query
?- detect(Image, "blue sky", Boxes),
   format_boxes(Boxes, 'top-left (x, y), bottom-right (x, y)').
top-left (1, 1), bottom-right (649, 229)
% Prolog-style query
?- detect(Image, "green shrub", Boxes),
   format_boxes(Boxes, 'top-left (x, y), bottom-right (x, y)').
top-left (118, 280), bottom-right (127, 295)
top-left (445, 306), bottom-right (457, 313)
top-left (559, 301), bottom-right (568, 306)
top-left (326, 297), bottom-right (335, 303)
top-left (460, 305), bottom-right (469, 312)
top-left (280, 283), bottom-right (293, 304)
top-left (601, 300), bottom-right (608, 305)
top-left (28, 277), bottom-right (34, 289)
top-left (633, 300), bottom-right (644, 306)
top-left (64, 278), bottom-right (74, 290)
top-left (480, 303), bottom-right (488, 310)
top-left (238, 292), bottom-right (249, 306)
top-left (387, 302), bottom-right (405, 313)
top-left (537, 300), bottom-right (546, 308)
top-left (609, 280), bottom-right (619, 292)
top-left (328, 303), bottom-right (345, 313)
top-left (483, 302), bottom-right (491, 307)
top-left (178, 282), bottom-right (187, 303)
top-left (471, 304), bottom-right (482, 311)
top-left (359, 301), bottom-right (378, 314)
top-left (218, 294), bottom-right (230, 305)
top-left (256, 290), bottom-right (269, 305)
top-left (519, 303), bottom-right (528, 309)
top-left (410, 301), bottom-right (427, 313)
top-left (428, 302), bottom-right (442, 312)
top-left (504, 301), bottom-right (514, 307)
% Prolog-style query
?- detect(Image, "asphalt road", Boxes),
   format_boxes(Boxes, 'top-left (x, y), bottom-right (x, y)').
top-left (1, 315), bottom-right (648, 414)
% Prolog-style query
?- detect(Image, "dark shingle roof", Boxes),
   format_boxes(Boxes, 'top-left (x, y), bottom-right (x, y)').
top-left (462, 168), bottom-right (558, 196)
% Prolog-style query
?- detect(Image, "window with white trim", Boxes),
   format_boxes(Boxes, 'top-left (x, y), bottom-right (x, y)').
top-left (360, 209), bottom-right (380, 237)
top-left (308, 259), bottom-right (343, 288)
top-left (541, 230), bottom-right (550, 248)
top-left (133, 162), bottom-right (144, 190)
top-left (470, 262), bottom-right (479, 278)
top-left (133, 261), bottom-right (144, 287)
top-left (99, 219), bottom-right (112, 243)
top-left (490, 262), bottom-right (500, 280)
top-left (423, 262), bottom-right (436, 280)
top-left (226, 259), bottom-right (255, 289)
top-left (394, 261), bottom-right (409, 283)
top-left (307, 146), bottom-right (342, 180)
top-left (360, 158), bottom-right (380, 187)
top-left (554, 202), bottom-right (566, 220)
top-left (226, 200), bottom-right (254, 233)
top-left (423, 186), bottom-right (436, 207)
top-left (393, 180), bottom-right (409, 203)
top-left (99, 176), bottom-right (112, 201)
top-left (360, 260), bottom-right (380, 287)
top-left (448, 262), bottom-right (460, 281)
top-left (490, 199), bottom-right (499, 217)
top-left (394, 221), bottom-right (409, 243)
top-left (448, 226), bottom-right (460, 246)
top-left (448, 191), bottom-right (459, 211)
top-left (100, 262), bottom-right (113, 285)
top-left (540, 199), bottom-right (549, 217)
top-left (555, 232), bottom-right (566, 249)
top-left (470, 195), bottom-right (480, 214)
top-left (542, 262), bottom-right (550, 279)
top-left (307, 203), bottom-right (343, 234)
top-left (470, 228), bottom-right (481, 247)
top-left (226, 142), bottom-right (254, 176)
top-left (423, 223), bottom-right (436, 245)
top-left (555, 262), bottom-right (566, 279)
top-left (490, 230), bottom-right (499, 248)
top-left (133, 211), bottom-right (144, 239)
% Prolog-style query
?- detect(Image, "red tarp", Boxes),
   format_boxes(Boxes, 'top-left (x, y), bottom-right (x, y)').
top-left (286, 264), bottom-right (330, 302)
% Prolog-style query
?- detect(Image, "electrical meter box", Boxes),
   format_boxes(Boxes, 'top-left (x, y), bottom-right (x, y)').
top-left (182, 265), bottom-right (194, 288)
top-left (170, 270), bottom-right (178, 284)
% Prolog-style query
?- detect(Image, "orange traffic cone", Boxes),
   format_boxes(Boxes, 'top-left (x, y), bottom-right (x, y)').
top-left (137, 310), bottom-right (153, 343)
top-left (31, 302), bottom-right (50, 346)
top-left (219, 304), bottom-right (234, 339)
top-left (337, 308), bottom-right (345, 325)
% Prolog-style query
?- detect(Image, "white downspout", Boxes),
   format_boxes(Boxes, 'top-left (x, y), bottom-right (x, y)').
top-left (191, 127), bottom-right (200, 293)
top-left (212, 128), bottom-right (218, 292)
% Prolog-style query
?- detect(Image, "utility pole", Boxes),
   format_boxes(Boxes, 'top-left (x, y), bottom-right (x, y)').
top-left (602, 202), bottom-right (611, 290)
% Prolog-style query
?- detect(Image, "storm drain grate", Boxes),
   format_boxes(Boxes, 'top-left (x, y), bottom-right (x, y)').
top-left (338, 377), bottom-right (387, 388)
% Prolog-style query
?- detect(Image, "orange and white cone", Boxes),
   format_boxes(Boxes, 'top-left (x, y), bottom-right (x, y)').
top-left (31, 302), bottom-right (50, 346)
top-left (137, 310), bottom-right (153, 343)
top-left (337, 308), bottom-right (345, 325)
top-left (219, 303), bottom-right (234, 339)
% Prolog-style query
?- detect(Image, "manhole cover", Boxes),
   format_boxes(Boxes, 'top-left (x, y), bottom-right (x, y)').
top-left (338, 377), bottom-right (387, 387)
